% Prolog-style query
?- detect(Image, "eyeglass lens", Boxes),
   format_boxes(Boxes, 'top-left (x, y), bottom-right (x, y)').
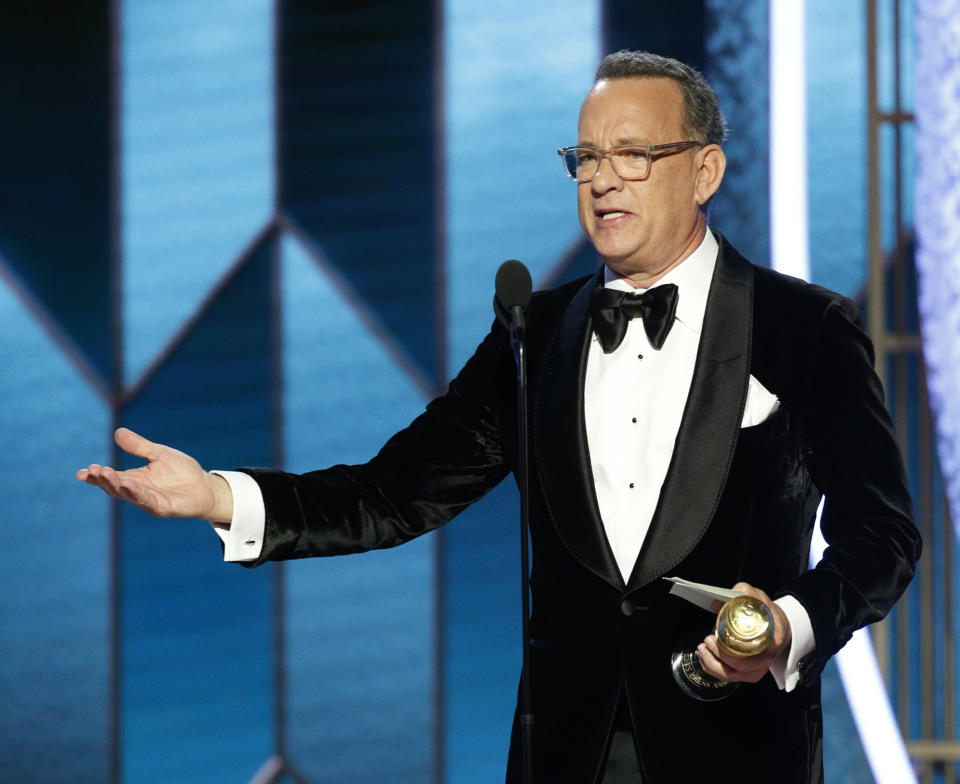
top-left (563, 148), bottom-right (650, 181)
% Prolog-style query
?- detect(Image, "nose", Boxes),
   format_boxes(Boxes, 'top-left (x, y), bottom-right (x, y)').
top-left (591, 153), bottom-right (624, 194)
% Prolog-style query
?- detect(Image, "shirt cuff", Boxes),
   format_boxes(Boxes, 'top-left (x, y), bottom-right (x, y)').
top-left (209, 470), bottom-right (265, 562)
top-left (769, 594), bottom-right (815, 692)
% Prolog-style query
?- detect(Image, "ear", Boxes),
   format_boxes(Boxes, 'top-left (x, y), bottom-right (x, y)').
top-left (694, 144), bottom-right (726, 205)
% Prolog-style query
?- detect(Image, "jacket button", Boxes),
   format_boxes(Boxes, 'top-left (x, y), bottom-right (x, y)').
top-left (620, 598), bottom-right (649, 617)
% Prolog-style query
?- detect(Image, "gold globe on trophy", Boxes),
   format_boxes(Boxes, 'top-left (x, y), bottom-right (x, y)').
top-left (670, 593), bottom-right (776, 701)
top-left (715, 595), bottom-right (775, 657)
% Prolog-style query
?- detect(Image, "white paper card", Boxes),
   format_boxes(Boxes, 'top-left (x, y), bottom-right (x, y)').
top-left (664, 576), bottom-right (744, 613)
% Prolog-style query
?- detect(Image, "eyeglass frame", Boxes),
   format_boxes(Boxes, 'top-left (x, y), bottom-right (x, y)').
top-left (556, 140), bottom-right (704, 183)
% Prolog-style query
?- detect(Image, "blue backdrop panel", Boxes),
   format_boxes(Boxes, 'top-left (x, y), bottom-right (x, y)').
top-left (0, 0), bottom-right (112, 382)
top-left (121, 0), bottom-right (273, 386)
top-left (281, 235), bottom-right (435, 782)
top-left (444, 0), bottom-right (599, 370)
top-left (280, 0), bottom-right (440, 387)
top-left (704, 0), bottom-right (771, 267)
top-left (119, 242), bottom-right (275, 783)
top-left (603, 0), bottom-right (705, 68)
top-left (443, 481), bottom-right (521, 784)
top-left (806, 0), bottom-right (867, 297)
top-left (0, 280), bottom-right (111, 782)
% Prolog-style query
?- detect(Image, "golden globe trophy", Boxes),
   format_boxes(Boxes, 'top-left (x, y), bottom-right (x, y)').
top-left (670, 594), bottom-right (775, 701)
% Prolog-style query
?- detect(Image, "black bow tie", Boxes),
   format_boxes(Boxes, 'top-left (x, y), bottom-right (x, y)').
top-left (588, 283), bottom-right (680, 353)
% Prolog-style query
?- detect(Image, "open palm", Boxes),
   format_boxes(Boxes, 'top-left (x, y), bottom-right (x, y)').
top-left (76, 427), bottom-right (230, 522)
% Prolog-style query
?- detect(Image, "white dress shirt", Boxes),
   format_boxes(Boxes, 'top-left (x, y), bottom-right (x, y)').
top-left (585, 232), bottom-right (717, 582)
top-left (212, 228), bottom-right (813, 690)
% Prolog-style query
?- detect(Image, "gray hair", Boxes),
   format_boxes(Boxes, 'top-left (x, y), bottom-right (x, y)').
top-left (594, 50), bottom-right (727, 147)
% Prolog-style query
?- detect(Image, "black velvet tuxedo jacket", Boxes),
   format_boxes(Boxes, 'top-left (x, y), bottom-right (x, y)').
top-left (241, 234), bottom-right (920, 783)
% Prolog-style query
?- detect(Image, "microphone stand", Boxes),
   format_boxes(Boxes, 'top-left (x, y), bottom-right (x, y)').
top-left (507, 304), bottom-right (535, 784)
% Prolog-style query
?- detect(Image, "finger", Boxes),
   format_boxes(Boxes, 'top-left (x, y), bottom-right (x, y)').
top-left (86, 468), bottom-right (167, 515)
top-left (703, 634), bottom-right (760, 673)
top-left (732, 581), bottom-right (773, 606)
top-left (80, 464), bottom-right (106, 483)
top-left (703, 634), bottom-right (740, 667)
top-left (95, 466), bottom-right (149, 507)
top-left (699, 638), bottom-right (766, 683)
top-left (697, 642), bottom-right (738, 681)
top-left (93, 465), bottom-right (131, 497)
top-left (96, 466), bottom-right (148, 505)
top-left (732, 581), bottom-right (758, 597)
top-left (78, 463), bottom-right (116, 480)
top-left (114, 427), bottom-right (164, 462)
top-left (81, 466), bottom-right (124, 499)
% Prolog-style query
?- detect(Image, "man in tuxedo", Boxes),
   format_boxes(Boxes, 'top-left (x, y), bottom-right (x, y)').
top-left (78, 51), bottom-right (920, 783)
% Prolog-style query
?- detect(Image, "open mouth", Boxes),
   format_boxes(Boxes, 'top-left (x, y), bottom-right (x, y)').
top-left (597, 209), bottom-right (628, 221)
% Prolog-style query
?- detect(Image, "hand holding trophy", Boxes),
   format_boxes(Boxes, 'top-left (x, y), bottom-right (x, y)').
top-left (669, 587), bottom-right (777, 701)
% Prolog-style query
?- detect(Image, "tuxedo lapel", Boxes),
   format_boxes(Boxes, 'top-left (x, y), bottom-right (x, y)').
top-left (626, 236), bottom-right (754, 590)
top-left (534, 269), bottom-right (624, 591)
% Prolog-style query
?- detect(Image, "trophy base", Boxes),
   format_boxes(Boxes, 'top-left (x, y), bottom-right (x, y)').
top-left (670, 648), bottom-right (740, 702)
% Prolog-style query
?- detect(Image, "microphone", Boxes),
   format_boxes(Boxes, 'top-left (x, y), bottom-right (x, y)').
top-left (494, 259), bottom-right (532, 333)
top-left (493, 258), bottom-right (535, 783)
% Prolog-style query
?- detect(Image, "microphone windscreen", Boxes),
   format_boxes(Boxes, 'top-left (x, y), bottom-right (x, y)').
top-left (495, 259), bottom-right (532, 311)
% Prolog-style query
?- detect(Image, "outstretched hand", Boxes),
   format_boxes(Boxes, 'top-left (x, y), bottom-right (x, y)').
top-left (695, 582), bottom-right (792, 684)
top-left (76, 428), bottom-right (234, 523)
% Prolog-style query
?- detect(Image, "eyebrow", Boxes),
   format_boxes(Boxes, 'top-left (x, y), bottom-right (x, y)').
top-left (577, 137), bottom-right (653, 148)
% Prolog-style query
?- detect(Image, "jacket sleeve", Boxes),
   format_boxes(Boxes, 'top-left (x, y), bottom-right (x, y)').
top-left (782, 296), bottom-right (921, 683)
top-left (237, 322), bottom-right (515, 567)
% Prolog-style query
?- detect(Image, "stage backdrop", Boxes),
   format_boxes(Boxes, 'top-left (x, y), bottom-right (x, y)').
top-left (0, 1), bottom-right (905, 782)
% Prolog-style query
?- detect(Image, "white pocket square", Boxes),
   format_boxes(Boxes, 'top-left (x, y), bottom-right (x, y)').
top-left (741, 375), bottom-right (780, 427)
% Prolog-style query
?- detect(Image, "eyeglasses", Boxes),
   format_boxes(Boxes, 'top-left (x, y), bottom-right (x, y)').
top-left (557, 141), bottom-right (703, 183)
